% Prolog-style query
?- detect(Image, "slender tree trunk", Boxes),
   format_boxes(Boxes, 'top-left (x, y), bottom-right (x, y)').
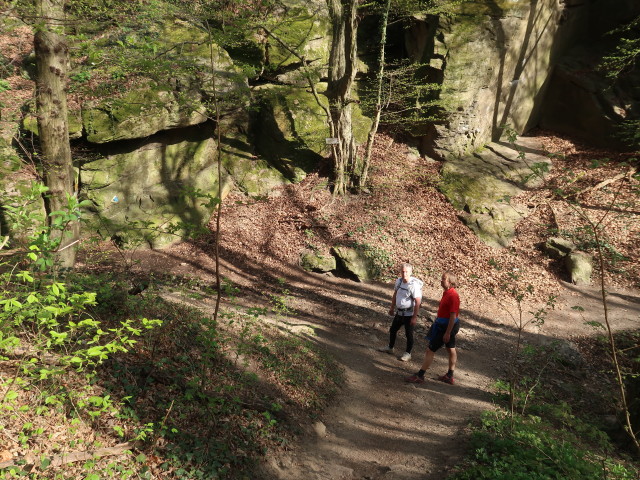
top-left (326, 0), bottom-right (359, 195)
top-left (593, 228), bottom-right (640, 454)
top-left (359, 0), bottom-right (390, 189)
top-left (34, 0), bottom-right (78, 268)
top-left (205, 22), bottom-right (223, 330)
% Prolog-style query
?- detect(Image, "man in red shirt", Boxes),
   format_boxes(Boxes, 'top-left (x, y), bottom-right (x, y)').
top-left (405, 271), bottom-right (460, 385)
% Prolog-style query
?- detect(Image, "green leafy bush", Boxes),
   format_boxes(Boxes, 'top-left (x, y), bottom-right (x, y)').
top-left (452, 411), bottom-right (638, 480)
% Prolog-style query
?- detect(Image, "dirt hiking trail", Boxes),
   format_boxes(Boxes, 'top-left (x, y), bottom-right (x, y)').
top-left (121, 132), bottom-right (639, 479)
top-left (133, 250), bottom-right (640, 480)
top-left (257, 272), bottom-right (640, 480)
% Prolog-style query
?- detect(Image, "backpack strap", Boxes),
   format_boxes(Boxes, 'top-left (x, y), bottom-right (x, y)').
top-left (396, 279), bottom-right (415, 308)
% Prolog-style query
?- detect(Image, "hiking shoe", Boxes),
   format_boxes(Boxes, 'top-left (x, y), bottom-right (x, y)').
top-left (438, 374), bottom-right (455, 385)
top-left (405, 374), bottom-right (425, 384)
top-left (378, 346), bottom-right (394, 354)
top-left (398, 352), bottom-right (411, 362)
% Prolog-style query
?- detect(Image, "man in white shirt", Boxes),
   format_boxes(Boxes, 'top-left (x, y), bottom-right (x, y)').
top-left (379, 263), bottom-right (423, 361)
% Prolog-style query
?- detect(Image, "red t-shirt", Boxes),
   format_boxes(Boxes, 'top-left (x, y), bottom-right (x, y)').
top-left (437, 287), bottom-right (460, 319)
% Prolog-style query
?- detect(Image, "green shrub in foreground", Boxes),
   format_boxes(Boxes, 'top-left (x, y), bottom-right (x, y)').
top-left (452, 410), bottom-right (637, 480)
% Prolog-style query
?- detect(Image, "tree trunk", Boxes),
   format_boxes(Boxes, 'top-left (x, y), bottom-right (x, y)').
top-left (34, 0), bottom-right (78, 268)
top-left (326, 0), bottom-right (359, 195)
top-left (359, 0), bottom-right (391, 190)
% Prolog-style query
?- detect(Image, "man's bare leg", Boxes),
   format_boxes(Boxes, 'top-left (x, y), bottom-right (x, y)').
top-left (436, 347), bottom-right (457, 384)
top-left (420, 348), bottom-right (435, 372)
top-left (405, 348), bottom-right (436, 383)
top-left (447, 347), bottom-right (457, 373)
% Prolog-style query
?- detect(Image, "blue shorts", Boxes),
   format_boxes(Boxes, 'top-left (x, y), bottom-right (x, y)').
top-left (426, 318), bottom-right (460, 352)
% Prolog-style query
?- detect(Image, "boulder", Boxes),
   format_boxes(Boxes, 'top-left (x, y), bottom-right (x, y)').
top-left (542, 237), bottom-right (576, 260)
top-left (157, 21), bottom-right (250, 99)
top-left (440, 137), bottom-right (551, 247)
top-left (413, 0), bottom-right (640, 156)
top-left (539, 338), bottom-right (585, 367)
top-left (331, 246), bottom-right (375, 282)
top-left (0, 140), bottom-right (21, 174)
top-left (82, 86), bottom-right (209, 144)
top-left (254, 85), bottom-right (327, 180)
top-left (254, 84), bottom-right (372, 181)
top-left (459, 204), bottom-right (524, 249)
top-left (79, 20), bottom-right (248, 144)
top-left (300, 251), bottom-right (336, 273)
top-left (312, 421), bottom-right (327, 437)
top-left (219, 127), bottom-right (291, 197)
top-left (565, 250), bottom-right (593, 285)
top-left (266, 1), bottom-right (331, 81)
top-left (406, 0), bottom-right (574, 157)
top-left (22, 110), bottom-right (83, 140)
top-left (79, 117), bottom-right (291, 247)
top-left (80, 131), bottom-right (232, 248)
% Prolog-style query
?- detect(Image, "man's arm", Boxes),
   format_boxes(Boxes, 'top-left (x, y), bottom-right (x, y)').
top-left (410, 297), bottom-right (421, 326)
top-left (443, 311), bottom-right (456, 343)
top-left (389, 290), bottom-right (397, 315)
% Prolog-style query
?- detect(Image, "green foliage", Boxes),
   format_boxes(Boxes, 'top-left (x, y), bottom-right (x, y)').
top-left (359, 60), bottom-right (445, 132)
top-left (616, 120), bottom-right (640, 149)
top-left (0, 177), bottom-right (346, 477)
top-left (352, 240), bottom-right (394, 279)
top-left (600, 15), bottom-right (640, 80)
top-left (452, 410), bottom-right (638, 480)
top-left (457, 335), bottom-right (638, 478)
top-left (486, 258), bottom-right (558, 421)
top-left (598, 15), bottom-right (640, 148)
top-left (1, 182), bottom-right (92, 272)
top-left (480, 127), bottom-right (640, 459)
top-left (0, 186), bottom-right (164, 477)
top-left (266, 277), bottom-right (293, 315)
top-left (70, 70), bottom-right (92, 83)
top-left (0, 78), bottom-right (11, 93)
top-left (389, 0), bottom-right (462, 17)
top-left (582, 329), bottom-right (640, 437)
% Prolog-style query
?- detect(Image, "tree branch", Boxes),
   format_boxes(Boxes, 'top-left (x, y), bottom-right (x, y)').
top-left (0, 443), bottom-right (133, 470)
top-left (569, 166), bottom-right (638, 198)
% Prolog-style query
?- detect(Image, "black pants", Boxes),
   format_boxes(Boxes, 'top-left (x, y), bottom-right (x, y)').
top-left (389, 314), bottom-right (414, 353)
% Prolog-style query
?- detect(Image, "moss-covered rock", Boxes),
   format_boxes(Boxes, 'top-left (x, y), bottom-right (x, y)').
top-left (78, 17), bottom-right (249, 145)
top-left (565, 251), bottom-right (593, 285)
top-left (82, 86), bottom-right (208, 144)
top-left (301, 251), bottom-right (337, 273)
top-left (265, 1), bottom-right (331, 75)
top-left (542, 237), bottom-right (575, 260)
top-left (80, 134), bottom-right (231, 248)
top-left (407, 0), bottom-right (578, 157)
top-left (80, 117), bottom-right (291, 247)
top-left (219, 129), bottom-right (291, 197)
top-left (440, 138), bottom-right (551, 248)
top-left (254, 84), bottom-right (371, 181)
top-left (0, 140), bottom-right (22, 174)
top-left (254, 85), bottom-right (326, 181)
top-left (158, 20), bottom-right (250, 99)
top-left (331, 245), bottom-right (375, 282)
top-left (23, 110), bottom-right (83, 140)
top-left (459, 204), bottom-right (523, 249)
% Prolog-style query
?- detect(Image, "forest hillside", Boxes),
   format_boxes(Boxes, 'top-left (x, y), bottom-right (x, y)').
top-left (0, 0), bottom-right (639, 478)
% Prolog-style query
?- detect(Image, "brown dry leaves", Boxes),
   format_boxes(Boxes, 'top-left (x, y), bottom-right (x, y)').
top-left (209, 133), bottom-right (598, 314)
top-left (513, 130), bottom-right (639, 290)
top-left (199, 129), bottom-right (638, 318)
